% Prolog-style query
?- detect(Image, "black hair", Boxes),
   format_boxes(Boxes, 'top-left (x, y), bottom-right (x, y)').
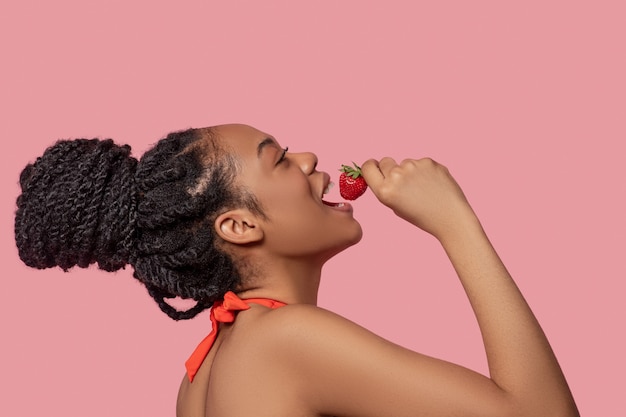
top-left (14, 128), bottom-right (261, 320)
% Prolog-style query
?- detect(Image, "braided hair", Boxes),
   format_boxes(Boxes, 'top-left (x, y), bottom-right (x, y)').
top-left (15, 128), bottom-right (261, 320)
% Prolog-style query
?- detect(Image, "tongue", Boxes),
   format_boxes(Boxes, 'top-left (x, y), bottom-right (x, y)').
top-left (323, 200), bottom-right (340, 207)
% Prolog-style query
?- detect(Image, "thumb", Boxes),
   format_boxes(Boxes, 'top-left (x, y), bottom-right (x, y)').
top-left (360, 159), bottom-right (384, 192)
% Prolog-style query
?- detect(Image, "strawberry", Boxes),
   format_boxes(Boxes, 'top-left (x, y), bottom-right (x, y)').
top-left (339, 163), bottom-right (368, 200)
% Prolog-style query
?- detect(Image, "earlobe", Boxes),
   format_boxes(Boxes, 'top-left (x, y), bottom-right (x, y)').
top-left (214, 209), bottom-right (264, 245)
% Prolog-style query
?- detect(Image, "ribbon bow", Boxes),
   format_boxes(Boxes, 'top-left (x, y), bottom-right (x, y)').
top-left (185, 291), bottom-right (286, 382)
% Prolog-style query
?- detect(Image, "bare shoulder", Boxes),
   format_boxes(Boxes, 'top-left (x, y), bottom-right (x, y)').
top-left (253, 303), bottom-right (511, 417)
top-left (256, 302), bottom-right (394, 354)
top-left (263, 302), bottom-right (439, 373)
top-left (263, 303), bottom-right (372, 334)
top-left (250, 302), bottom-right (402, 377)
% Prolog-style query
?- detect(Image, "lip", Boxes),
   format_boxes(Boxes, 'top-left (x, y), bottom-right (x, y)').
top-left (320, 172), bottom-right (331, 199)
top-left (318, 171), bottom-right (353, 212)
top-left (323, 200), bottom-right (353, 212)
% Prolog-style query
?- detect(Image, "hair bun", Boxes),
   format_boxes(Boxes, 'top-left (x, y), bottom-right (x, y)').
top-left (15, 138), bottom-right (138, 272)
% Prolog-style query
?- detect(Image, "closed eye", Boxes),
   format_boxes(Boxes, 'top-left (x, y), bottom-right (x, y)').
top-left (276, 146), bottom-right (289, 165)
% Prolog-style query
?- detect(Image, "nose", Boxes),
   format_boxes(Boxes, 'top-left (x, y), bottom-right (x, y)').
top-left (294, 152), bottom-right (318, 175)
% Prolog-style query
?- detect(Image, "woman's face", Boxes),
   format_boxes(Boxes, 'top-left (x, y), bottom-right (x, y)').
top-left (212, 124), bottom-right (362, 262)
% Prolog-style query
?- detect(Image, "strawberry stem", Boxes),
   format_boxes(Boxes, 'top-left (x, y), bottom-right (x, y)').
top-left (339, 162), bottom-right (362, 178)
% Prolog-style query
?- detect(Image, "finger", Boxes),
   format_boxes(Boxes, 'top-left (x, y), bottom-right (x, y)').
top-left (360, 159), bottom-right (384, 189)
top-left (377, 157), bottom-right (398, 177)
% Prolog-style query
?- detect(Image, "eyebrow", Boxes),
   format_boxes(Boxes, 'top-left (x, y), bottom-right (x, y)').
top-left (256, 137), bottom-right (278, 158)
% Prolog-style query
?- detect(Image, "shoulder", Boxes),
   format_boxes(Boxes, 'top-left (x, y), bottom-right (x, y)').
top-left (248, 304), bottom-right (412, 414)
top-left (253, 303), bottom-right (416, 385)
top-left (246, 302), bottom-right (395, 371)
top-left (260, 303), bottom-right (388, 347)
top-left (251, 303), bottom-right (511, 417)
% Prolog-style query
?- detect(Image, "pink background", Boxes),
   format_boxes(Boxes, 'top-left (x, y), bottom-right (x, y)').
top-left (1, 1), bottom-right (624, 415)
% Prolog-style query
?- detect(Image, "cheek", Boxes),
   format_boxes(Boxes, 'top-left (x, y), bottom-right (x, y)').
top-left (257, 176), bottom-right (307, 205)
top-left (263, 205), bottom-right (323, 247)
top-left (258, 178), bottom-right (315, 216)
top-left (268, 206), bottom-right (362, 256)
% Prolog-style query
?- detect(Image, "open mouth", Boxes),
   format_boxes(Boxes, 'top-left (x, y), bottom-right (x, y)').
top-left (320, 177), bottom-right (351, 211)
top-left (321, 180), bottom-right (344, 207)
top-left (323, 200), bottom-right (345, 207)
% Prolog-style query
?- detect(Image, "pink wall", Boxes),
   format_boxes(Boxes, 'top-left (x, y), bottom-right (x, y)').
top-left (1, 1), bottom-right (623, 415)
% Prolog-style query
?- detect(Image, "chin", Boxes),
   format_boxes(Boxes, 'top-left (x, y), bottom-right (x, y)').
top-left (348, 224), bottom-right (364, 246)
top-left (324, 224), bottom-right (363, 261)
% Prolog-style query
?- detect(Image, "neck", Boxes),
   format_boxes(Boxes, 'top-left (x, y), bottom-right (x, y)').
top-left (236, 256), bottom-right (323, 305)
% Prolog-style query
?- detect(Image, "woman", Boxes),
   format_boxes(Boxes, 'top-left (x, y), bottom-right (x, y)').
top-left (15, 124), bottom-right (579, 417)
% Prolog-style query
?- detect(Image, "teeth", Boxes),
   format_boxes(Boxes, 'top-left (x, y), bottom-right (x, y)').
top-left (323, 182), bottom-right (335, 195)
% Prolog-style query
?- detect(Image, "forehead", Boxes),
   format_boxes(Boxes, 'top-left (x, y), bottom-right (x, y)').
top-left (210, 124), bottom-right (277, 156)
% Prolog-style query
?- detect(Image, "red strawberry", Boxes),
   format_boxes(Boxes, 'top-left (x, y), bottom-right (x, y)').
top-left (339, 163), bottom-right (368, 200)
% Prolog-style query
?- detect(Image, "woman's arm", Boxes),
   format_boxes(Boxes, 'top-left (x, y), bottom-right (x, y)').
top-left (269, 157), bottom-right (578, 417)
top-left (364, 157), bottom-right (578, 416)
top-left (436, 195), bottom-right (578, 415)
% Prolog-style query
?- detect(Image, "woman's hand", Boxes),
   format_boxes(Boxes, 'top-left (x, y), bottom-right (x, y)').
top-left (361, 157), bottom-right (478, 240)
top-left (356, 157), bottom-right (579, 417)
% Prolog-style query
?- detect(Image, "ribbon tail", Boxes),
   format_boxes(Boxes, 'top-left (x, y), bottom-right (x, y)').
top-left (185, 313), bottom-right (219, 382)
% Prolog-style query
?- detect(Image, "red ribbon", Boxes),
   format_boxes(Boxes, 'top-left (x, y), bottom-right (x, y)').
top-left (185, 291), bottom-right (287, 382)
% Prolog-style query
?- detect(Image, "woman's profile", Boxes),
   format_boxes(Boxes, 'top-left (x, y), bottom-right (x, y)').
top-left (15, 123), bottom-right (580, 417)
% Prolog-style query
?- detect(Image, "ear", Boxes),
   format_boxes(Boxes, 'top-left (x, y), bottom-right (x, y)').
top-left (214, 209), bottom-right (264, 245)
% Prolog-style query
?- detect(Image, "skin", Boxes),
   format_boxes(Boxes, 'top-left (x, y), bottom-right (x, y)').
top-left (176, 124), bottom-right (579, 417)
